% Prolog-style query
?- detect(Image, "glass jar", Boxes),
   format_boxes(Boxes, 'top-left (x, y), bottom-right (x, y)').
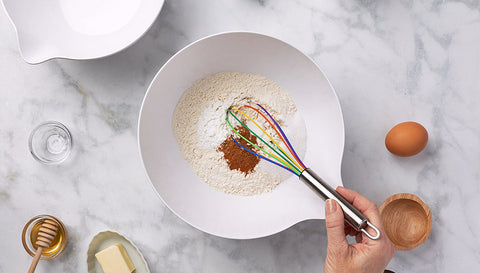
top-left (22, 214), bottom-right (67, 260)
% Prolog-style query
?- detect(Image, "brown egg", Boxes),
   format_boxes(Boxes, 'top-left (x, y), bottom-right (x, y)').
top-left (385, 122), bottom-right (428, 157)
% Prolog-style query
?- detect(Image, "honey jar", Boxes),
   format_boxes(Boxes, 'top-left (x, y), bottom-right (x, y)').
top-left (22, 215), bottom-right (67, 259)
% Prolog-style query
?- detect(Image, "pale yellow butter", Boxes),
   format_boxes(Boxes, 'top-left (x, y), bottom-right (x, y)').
top-left (95, 243), bottom-right (135, 273)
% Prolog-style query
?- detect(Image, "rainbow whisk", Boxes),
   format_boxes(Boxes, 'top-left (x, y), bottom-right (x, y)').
top-left (226, 101), bottom-right (381, 240)
top-left (226, 103), bottom-right (306, 176)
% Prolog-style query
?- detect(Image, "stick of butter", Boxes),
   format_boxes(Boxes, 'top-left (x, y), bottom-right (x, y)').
top-left (95, 243), bottom-right (135, 273)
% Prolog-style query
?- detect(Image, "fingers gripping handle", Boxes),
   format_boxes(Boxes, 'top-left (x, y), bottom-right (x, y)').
top-left (299, 169), bottom-right (380, 240)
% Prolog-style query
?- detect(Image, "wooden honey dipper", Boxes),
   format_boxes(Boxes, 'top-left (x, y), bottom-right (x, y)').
top-left (27, 219), bottom-right (59, 273)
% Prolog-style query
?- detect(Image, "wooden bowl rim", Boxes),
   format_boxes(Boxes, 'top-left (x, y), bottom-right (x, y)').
top-left (379, 193), bottom-right (432, 251)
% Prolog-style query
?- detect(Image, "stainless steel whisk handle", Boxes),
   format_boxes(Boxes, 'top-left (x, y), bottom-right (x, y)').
top-left (299, 169), bottom-right (380, 240)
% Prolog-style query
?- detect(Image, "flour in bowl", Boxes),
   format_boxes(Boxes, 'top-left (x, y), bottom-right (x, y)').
top-left (172, 72), bottom-right (306, 195)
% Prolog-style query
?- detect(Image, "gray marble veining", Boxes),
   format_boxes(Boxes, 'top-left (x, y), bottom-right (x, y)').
top-left (1, 0), bottom-right (480, 272)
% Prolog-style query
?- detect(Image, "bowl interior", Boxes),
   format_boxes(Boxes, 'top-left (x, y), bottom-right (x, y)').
top-left (138, 32), bottom-right (345, 239)
top-left (380, 194), bottom-right (432, 250)
top-left (2, 0), bottom-right (164, 63)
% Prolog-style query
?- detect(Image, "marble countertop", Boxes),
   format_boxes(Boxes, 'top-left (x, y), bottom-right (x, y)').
top-left (1, 0), bottom-right (479, 272)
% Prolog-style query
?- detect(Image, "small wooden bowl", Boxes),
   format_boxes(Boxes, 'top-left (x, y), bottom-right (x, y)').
top-left (379, 193), bottom-right (432, 250)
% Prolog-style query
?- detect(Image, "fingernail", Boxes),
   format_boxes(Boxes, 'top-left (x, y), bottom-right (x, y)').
top-left (326, 199), bottom-right (337, 214)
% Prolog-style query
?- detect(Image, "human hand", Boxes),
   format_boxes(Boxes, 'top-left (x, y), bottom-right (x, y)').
top-left (324, 186), bottom-right (395, 273)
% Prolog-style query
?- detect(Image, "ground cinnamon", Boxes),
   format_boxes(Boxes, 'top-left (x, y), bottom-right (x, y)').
top-left (218, 126), bottom-right (260, 176)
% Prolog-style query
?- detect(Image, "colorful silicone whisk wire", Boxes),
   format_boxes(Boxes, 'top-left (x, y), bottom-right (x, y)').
top-left (226, 102), bottom-right (306, 176)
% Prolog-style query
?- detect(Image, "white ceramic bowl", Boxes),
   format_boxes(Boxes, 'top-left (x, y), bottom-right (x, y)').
top-left (138, 32), bottom-right (345, 239)
top-left (1, 0), bottom-right (164, 64)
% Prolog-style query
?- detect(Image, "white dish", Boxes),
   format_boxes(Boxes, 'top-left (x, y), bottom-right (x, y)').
top-left (138, 32), bottom-right (345, 239)
top-left (1, 0), bottom-right (164, 64)
top-left (87, 230), bottom-right (150, 273)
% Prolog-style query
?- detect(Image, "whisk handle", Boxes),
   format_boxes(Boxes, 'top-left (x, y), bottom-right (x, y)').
top-left (299, 168), bottom-right (380, 240)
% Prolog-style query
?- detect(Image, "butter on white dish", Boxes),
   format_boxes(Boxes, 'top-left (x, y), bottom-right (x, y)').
top-left (95, 243), bottom-right (135, 273)
top-left (87, 230), bottom-right (150, 273)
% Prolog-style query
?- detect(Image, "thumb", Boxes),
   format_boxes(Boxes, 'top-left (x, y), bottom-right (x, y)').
top-left (325, 199), bottom-right (348, 251)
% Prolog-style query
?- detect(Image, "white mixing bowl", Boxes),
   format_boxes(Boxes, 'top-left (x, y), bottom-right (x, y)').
top-left (138, 32), bottom-right (345, 239)
top-left (1, 0), bottom-right (164, 64)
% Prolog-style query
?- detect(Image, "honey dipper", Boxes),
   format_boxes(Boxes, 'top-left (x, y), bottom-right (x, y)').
top-left (27, 219), bottom-right (59, 273)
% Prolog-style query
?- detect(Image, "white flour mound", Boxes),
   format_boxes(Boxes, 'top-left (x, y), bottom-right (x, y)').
top-left (172, 71), bottom-right (306, 196)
